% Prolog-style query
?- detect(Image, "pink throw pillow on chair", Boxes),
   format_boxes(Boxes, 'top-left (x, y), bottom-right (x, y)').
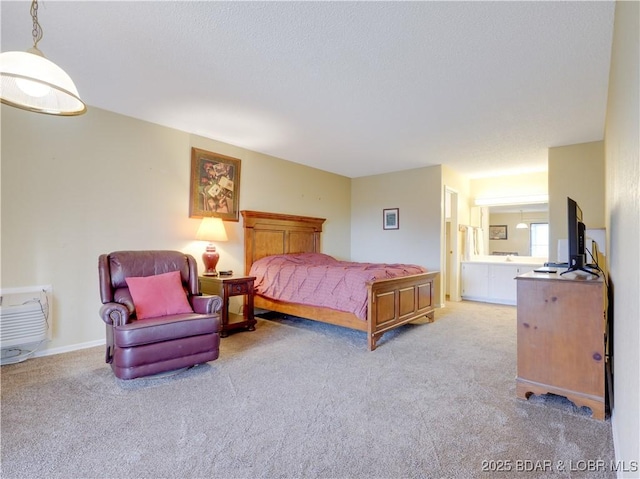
top-left (125, 271), bottom-right (193, 320)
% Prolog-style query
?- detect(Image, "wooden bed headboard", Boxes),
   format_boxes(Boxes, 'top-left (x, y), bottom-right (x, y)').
top-left (241, 211), bottom-right (326, 275)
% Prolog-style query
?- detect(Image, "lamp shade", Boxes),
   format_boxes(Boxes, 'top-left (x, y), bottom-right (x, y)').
top-left (196, 217), bottom-right (228, 275)
top-left (516, 210), bottom-right (528, 229)
top-left (196, 217), bottom-right (228, 242)
top-left (0, 49), bottom-right (86, 115)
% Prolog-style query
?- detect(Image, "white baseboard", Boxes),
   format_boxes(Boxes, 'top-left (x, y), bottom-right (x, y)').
top-left (611, 409), bottom-right (623, 479)
top-left (33, 339), bottom-right (105, 358)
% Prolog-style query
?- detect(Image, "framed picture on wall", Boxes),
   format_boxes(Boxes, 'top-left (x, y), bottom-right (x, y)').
top-left (489, 225), bottom-right (508, 240)
top-left (190, 148), bottom-right (241, 221)
top-left (383, 208), bottom-right (399, 230)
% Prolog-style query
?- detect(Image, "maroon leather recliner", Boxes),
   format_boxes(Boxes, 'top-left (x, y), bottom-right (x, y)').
top-left (98, 250), bottom-right (222, 380)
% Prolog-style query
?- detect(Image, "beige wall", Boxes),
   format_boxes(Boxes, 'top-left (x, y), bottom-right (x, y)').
top-left (442, 165), bottom-right (471, 227)
top-left (605, 0), bottom-right (640, 471)
top-left (191, 135), bottom-right (352, 264)
top-left (548, 141), bottom-right (605, 262)
top-left (351, 165), bottom-right (443, 304)
top-left (1, 105), bottom-right (351, 354)
top-left (350, 165), bottom-right (442, 267)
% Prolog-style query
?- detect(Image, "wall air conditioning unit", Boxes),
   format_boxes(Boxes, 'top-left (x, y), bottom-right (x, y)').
top-left (0, 285), bottom-right (53, 365)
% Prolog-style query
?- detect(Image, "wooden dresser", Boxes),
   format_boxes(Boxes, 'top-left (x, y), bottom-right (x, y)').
top-left (515, 271), bottom-right (607, 420)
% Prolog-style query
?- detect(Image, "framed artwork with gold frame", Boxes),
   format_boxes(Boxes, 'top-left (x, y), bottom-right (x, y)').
top-left (189, 147), bottom-right (241, 221)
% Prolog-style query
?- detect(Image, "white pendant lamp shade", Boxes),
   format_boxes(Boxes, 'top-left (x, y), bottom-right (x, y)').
top-left (516, 210), bottom-right (528, 229)
top-left (0, 49), bottom-right (86, 115)
top-left (0, 0), bottom-right (86, 116)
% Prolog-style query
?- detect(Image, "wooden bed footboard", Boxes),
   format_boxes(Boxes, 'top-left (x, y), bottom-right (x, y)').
top-left (367, 271), bottom-right (438, 350)
top-left (242, 210), bottom-right (440, 350)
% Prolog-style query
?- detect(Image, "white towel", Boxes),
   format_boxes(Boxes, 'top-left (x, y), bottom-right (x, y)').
top-left (476, 228), bottom-right (484, 256)
top-left (464, 227), bottom-right (474, 261)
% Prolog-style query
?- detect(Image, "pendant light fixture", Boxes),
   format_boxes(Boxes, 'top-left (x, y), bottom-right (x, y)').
top-left (0, 0), bottom-right (86, 116)
top-left (516, 210), bottom-right (528, 229)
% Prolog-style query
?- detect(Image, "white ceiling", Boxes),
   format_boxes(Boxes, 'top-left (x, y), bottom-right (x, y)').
top-left (1, 1), bottom-right (615, 179)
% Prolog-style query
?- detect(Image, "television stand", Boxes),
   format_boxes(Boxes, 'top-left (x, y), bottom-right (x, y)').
top-left (561, 256), bottom-right (599, 277)
top-left (560, 265), bottom-right (599, 277)
top-left (516, 271), bottom-right (607, 420)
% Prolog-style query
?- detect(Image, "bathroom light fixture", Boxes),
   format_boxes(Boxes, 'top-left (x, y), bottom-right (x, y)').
top-left (516, 210), bottom-right (528, 229)
top-left (0, 0), bottom-right (86, 115)
top-left (474, 194), bottom-right (548, 207)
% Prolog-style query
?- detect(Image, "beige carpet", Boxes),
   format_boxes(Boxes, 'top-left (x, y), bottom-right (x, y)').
top-left (1, 300), bottom-right (615, 478)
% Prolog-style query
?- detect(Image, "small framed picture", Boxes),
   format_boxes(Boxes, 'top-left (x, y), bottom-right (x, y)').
top-left (489, 225), bottom-right (508, 240)
top-left (383, 208), bottom-right (399, 230)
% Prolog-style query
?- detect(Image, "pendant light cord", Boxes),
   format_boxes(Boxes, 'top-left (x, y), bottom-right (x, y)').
top-left (30, 0), bottom-right (43, 49)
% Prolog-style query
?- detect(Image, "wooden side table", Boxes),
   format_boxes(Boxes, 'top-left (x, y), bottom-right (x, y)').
top-left (199, 275), bottom-right (256, 337)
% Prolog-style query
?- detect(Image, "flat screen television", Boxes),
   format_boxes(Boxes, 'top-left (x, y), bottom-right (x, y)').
top-left (567, 197), bottom-right (585, 268)
top-left (563, 196), bottom-right (598, 276)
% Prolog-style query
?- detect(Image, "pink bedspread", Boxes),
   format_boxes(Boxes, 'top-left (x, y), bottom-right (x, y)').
top-left (250, 253), bottom-right (427, 320)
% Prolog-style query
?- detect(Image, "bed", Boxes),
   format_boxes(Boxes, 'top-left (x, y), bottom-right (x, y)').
top-left (242, 210), bottom-right (439, 350)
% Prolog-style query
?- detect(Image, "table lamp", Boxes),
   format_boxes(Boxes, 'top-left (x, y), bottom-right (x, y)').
top-left (195, 217), bottom-right (228, 276)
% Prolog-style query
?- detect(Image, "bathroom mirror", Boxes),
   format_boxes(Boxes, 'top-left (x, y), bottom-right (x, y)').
top-left (488, 203), bottom-right (549, 257)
